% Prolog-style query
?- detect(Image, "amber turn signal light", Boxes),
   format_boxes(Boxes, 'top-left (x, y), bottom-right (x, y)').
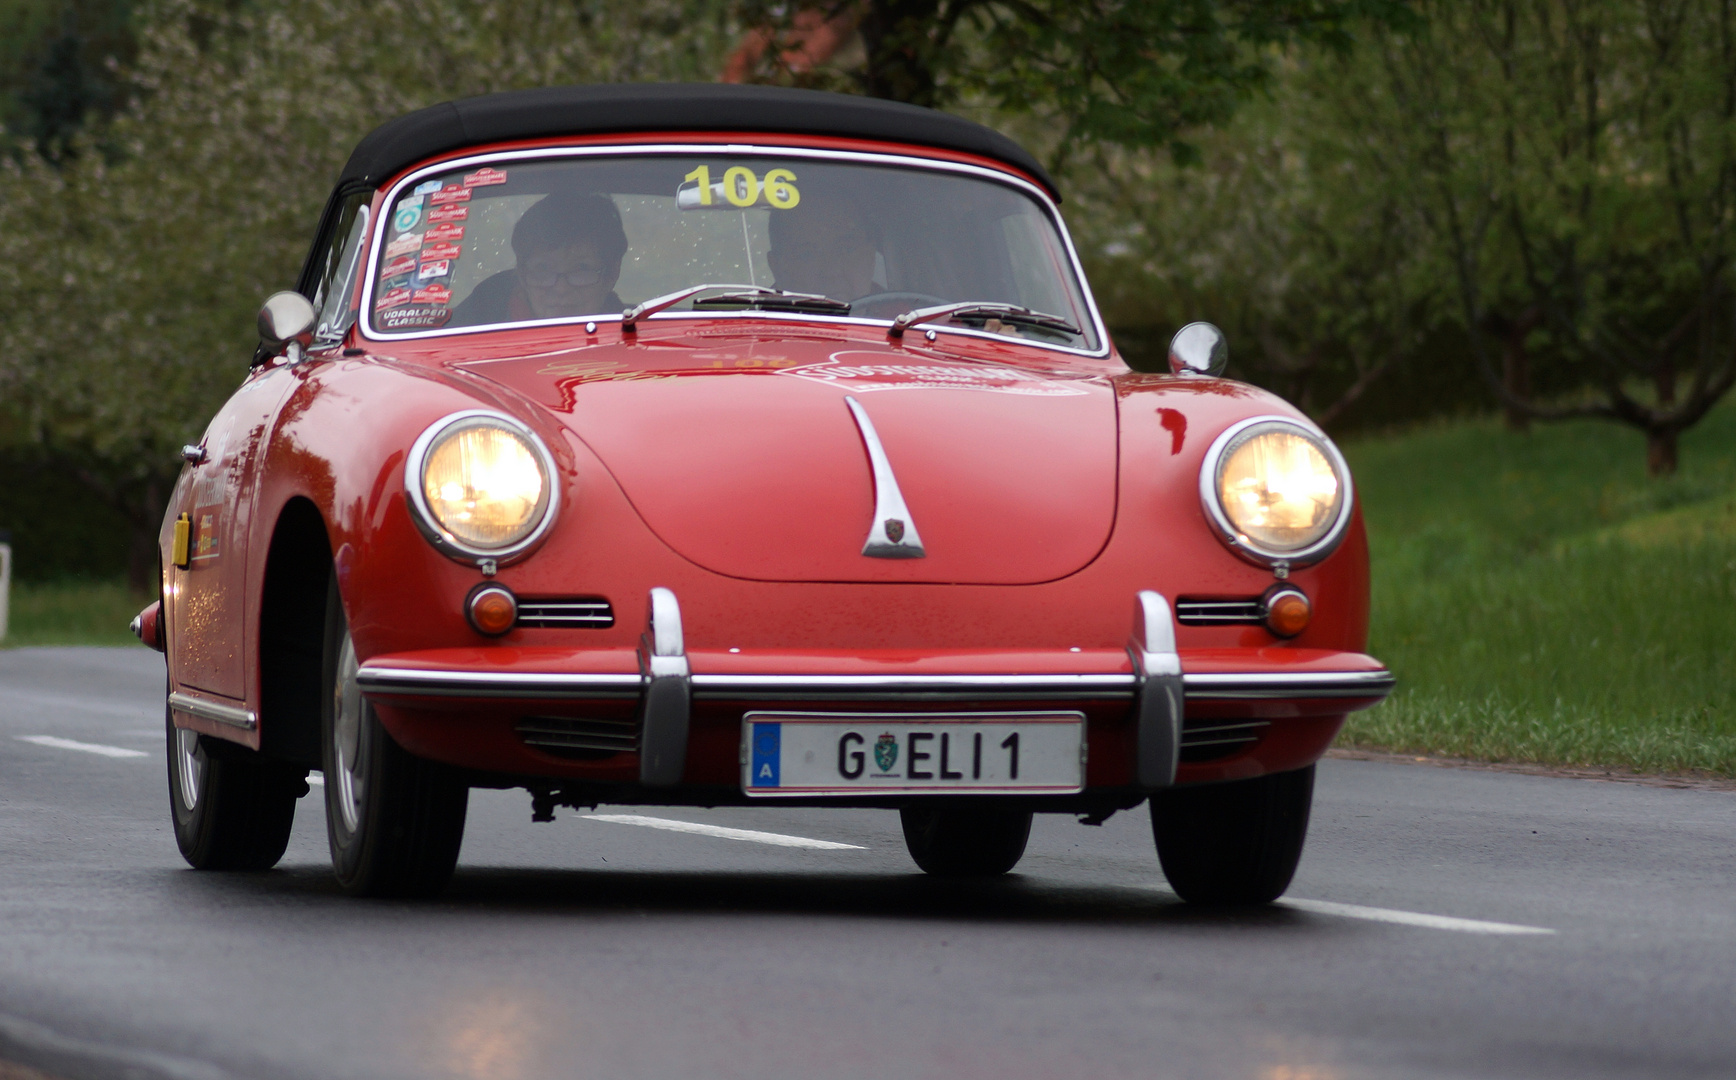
top-left (466, 584), bottom-right (518, 636)
top-left (1263, 586), bottom-right (1311, 638)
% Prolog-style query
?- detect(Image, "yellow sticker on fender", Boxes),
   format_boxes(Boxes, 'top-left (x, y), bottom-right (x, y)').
top-left (171, 513), bottom-right (191, 569)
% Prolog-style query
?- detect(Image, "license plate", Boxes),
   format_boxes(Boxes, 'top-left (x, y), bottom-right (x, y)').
top-left (742, 711), bottom-right (1085, 797)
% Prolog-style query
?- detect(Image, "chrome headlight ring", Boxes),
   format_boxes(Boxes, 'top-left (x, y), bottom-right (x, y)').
top-left (1197, 414), bottom-right (1354, 569)
top-left (403, 409), bottom-right (561, 567)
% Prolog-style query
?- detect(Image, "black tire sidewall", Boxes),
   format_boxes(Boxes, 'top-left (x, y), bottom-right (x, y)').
top-left (900, 806), bottom-right (1033, 877)
top-left (1151, 764), bottom-right (1315, 906)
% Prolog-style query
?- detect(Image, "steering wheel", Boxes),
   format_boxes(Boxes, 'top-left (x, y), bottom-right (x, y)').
top-left (850, 291), bottom-right (948, 321)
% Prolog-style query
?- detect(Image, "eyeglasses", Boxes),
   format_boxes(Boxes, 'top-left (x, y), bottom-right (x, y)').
top-left (521, 266), bottom-right (607, 289)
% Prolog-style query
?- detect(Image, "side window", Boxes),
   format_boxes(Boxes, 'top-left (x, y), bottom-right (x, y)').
top-left (310, 192), bottom-right (372, 345)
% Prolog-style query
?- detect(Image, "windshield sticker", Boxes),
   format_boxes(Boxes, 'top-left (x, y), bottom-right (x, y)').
top-left (380, 255), bottom-right (415, 279)
top-left (416, 259), bottom-right (451, 280)
top-left (778, 351), bottom-right (1090, 396)
top-left (392, 200), bottom-right (423, 233)
top-left (384, 233), bottom-right (421, 258)
top-left (424, 223), bottom-right (464, 243)
top-left (420, 241), bottom-right (462, 261)
top-left (412, 284), bottom-right (451, 305)
top-left (430, 186), bottom-right (471, 205)
top-left (413, 180), bottom-right (443, 196)
top-left (677, 165), bottom-right (801, 210)
top-left (375, 286), bottom-right (412, 310)
top-left (428, 205), bottom-right (468, 224)
top-left (379, 307), bottom-right (451, 330)
top-left (464, 167), bottom-right (509, 187)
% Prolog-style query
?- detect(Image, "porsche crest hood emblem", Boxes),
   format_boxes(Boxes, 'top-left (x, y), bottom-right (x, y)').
top-left (884, 518), bottom-right (905, 543)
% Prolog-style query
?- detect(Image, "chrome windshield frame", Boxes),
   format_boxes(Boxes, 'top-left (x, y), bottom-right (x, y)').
top-left (356, 143), bottom-right (1111, 358)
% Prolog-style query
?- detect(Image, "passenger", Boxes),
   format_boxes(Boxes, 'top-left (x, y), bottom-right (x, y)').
top-left (765, 190), bottom-right (881, 302)
top-left (451, 192), bottom-right (628, 325)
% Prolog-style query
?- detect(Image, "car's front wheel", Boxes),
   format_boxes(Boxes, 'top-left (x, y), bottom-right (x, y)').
top-left (1150, 765), bottom-right (1314, 906)
top-left (167, 705), bottom-right (301, 870)
top-left (900, 806), bottom-right (1033, 877)
top-left (321, 578), bottom-right (468, 897)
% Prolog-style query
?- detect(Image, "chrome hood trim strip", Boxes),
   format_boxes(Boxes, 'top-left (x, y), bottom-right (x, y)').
top-left (844, 395), bottom-right (926, 559)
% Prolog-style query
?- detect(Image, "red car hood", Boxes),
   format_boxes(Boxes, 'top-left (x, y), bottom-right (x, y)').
top-left (463, 334), bottom-right (1119, 584)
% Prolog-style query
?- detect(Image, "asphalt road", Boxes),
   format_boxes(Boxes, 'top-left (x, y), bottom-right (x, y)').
top-left (1, 647), bottom-right (1733, 1080)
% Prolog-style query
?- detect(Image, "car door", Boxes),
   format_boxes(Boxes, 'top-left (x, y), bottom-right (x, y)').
top-left (169, 191), bottom-right (373, 702)
top-left (171, 367), bottom-right (300, 700)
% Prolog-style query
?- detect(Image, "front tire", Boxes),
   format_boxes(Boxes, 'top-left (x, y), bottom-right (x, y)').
top-left (166, 706), bottom-right (300, 871)
top-left (321, 578), bottom-right (468, 897)
top-left (1150, 765), bottom-right (1315, 906)
top-left (900, 806), bottom-right (1032, 877)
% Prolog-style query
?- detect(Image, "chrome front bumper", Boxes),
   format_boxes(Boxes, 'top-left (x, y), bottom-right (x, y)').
top-left (356, 588), bottom-right (1395, 791)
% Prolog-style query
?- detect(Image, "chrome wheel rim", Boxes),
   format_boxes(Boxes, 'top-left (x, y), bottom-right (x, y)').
top-left (174, 727), bottom-right (203, 812)
top-left (332, 630), bottom-right (366, 833)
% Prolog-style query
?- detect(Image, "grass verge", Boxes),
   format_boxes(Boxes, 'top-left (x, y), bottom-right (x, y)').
top-left (2, 579), bottom-right (148, 648)
top-left (1342, 404), bottom-right (1736, 777)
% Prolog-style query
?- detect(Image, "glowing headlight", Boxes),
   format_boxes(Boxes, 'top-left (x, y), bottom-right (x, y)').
top-left (408, 412), bottom-right (557, 561)
top-left (1201, 418), bottom-right (1351, 564)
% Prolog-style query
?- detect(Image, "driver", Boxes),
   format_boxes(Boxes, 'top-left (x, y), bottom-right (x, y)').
top-left (452, 191), bottom-right (628, 325)
top-left (765, 190), bottom-right (881, 301)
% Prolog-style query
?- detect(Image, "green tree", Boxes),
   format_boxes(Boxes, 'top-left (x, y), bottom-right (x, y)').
top-left (1066, 79), bottom-right (1444, 427)
top-left (0, 0), bottom-right (733, 587)
top-left (731, 0), bottom-right (1418, 161)
top-left (1317, 0), bottom-right (1736, 473)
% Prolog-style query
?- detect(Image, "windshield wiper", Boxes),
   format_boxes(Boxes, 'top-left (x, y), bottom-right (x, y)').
top-left (621, 284), bottom-right (849, 332)
top-left (692, 289), bottom-right (852, 315)
top-left (887, 302), bottom-right (1081, 340)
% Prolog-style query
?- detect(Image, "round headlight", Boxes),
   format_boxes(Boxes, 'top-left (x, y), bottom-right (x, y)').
top-left (408, 412), bottom-right (557, 562)
top-left (1200, 417), bottom-right (1351, 564)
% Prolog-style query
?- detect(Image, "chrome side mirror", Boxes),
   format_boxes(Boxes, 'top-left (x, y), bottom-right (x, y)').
top-left (1168, 322), bottom-right (1228, 377)
top-left (258, 291), bottom-right (317, 350)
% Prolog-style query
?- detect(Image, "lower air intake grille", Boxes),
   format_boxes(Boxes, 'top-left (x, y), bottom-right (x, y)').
top-left (516, 598), bottom-right (614, 629)
top-left (1178, 718), bottom-right (1270, 762)
top-left (517, 716), bottom-right (638, 758)
top-left (1175, 597), bottom-right (1265, 625)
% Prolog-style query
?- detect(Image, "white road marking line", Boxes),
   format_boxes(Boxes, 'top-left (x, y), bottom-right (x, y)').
top-left (582, 813), bottom-right (865, 850)
top-left (1131, 884), bottom-right (1555, 935)
top-left (1280, 897), bottom-right (1556, 935)
top-left (17, 735), bottom-right (149, 760)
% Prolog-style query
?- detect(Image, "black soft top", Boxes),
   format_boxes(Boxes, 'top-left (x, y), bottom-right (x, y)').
top-left (337, 82), bottom-right (1058, 199)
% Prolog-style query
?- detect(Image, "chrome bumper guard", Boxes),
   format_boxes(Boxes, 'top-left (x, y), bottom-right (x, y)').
top-left (354, 588), bottom-right (1396, 790)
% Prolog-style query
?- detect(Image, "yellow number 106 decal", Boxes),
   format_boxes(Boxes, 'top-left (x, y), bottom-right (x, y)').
top-left (680, 166), bottom-right (800, 210)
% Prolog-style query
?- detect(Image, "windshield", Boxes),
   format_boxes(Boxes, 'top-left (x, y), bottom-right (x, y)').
top-left (365, 151), bottom-right (1100, 351)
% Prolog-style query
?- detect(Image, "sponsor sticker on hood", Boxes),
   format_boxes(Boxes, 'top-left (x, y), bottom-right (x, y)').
top-left (430, 186), bottom-right (471, 204)
top-left (428, 204), bottom-right (468, 223)
top-left (380, 255), bottom-right (415, 279)
top-left (464, 167), bottom-right (508, 187)
top-left (384, 233), bottom-right (422, 258)
top-left (420, 241), bottom-right (462, 261)
top-left (425, 223), bottom-right (464, 243)
top-left (375, 286), bottom-right (412, 309)
top-left (417, 259), bottom-right (451, 280)
top-left (392, 200), bottom-right (423, 233)
top-left (777, 351), bottom-right (1091, 396)
top-left (380, 306), bottom-right (451, 330)
top-left (411, 284), bottom-right (452, 306)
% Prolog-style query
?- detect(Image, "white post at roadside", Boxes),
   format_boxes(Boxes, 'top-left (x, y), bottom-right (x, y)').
top-left (0, 533), bottom-right (11, 643)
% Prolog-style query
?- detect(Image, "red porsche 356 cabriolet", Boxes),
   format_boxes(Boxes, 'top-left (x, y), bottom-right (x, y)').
top-left (133, 83), bottom-right (1392, 902)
